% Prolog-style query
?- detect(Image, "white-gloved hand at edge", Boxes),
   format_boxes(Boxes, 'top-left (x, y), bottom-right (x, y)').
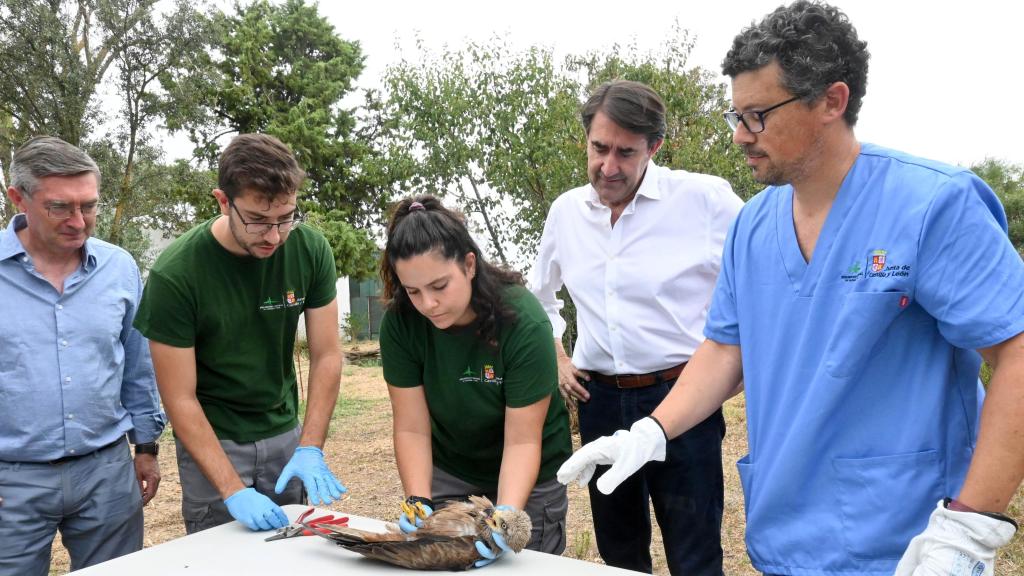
top-left (894, 498), bottom-right (1018, 576)
top-left (556, 416), bottom-right (667, 495)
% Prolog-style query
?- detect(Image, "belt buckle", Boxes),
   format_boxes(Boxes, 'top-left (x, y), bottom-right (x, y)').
top-left (614, 374), bottom-right (638, 388)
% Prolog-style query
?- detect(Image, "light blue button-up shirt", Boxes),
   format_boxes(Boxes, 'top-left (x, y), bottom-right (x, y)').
top-left (0, 214), bottom-right (165, 462)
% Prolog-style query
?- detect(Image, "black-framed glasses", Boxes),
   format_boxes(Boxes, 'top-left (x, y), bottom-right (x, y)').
top-left (723, 95), bottom-right (802, 134)
top-left (229, 200), bottom-right (303, 235)
top-left (42, 200), bottom-right (99, 220)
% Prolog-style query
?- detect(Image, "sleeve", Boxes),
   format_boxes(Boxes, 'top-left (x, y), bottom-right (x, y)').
top-left (133, 267), bottom-right (197, 348)
top-left (303, 231), bottom-right (338, 309)
top-left (500, 293), bottom-right (559, 408)
top-left (119, 260), bottom-right (167, 444)
top-left (380, 308), bottom-right (424, 388)
top-left (914, 172), bottom-right (1024, 349)
top-left (703, 216), bottom-right (742, 346)
top-left (704, 178), bottom-right (745, 308)
top-left (527, 201), bottom-right (567, 338)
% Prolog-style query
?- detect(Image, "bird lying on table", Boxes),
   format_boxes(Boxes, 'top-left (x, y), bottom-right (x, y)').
top-left (302, 495), bottom-right (532, 570)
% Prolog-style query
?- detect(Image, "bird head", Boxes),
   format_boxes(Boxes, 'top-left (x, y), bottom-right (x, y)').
top-left (488, 508), bottom-right (533, 553)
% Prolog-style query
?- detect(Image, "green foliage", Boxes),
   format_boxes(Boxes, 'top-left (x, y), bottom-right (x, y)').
top-left (340, 312), bottom-right (367, 343)
top-left (566, 24), bottom-right (760, 201)
top-left (164, 0), bottom-right (388, 231)
top-left (303, 210), bottom-right (378, 279)
top-left (970, 158), bottom-right (1024, 255)
top-left (370, 37), bottom-right (583, 268)
top-left (0, 0), bottom-right (214, 269)
top-left (372, 26), bottom-right (759, 273)
top-left (373, 27), bottom-right (760, 351)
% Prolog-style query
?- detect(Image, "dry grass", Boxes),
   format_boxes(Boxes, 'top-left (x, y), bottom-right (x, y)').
top-left (49, 349), bottom-right (1024, 575)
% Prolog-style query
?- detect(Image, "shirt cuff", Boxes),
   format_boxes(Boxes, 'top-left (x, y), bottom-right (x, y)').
top-left (127, 412), bottom-right (168, 445)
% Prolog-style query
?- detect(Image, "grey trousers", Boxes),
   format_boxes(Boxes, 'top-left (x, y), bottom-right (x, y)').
top-left (0, 438), bottom-right (142, 576)
top-left (176, 425), bottom-right (304, 534)
top-left (431, 466), bottom-right (568, 555)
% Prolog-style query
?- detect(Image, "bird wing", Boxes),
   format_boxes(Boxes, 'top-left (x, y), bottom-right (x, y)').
top-left (343, 535), bottom-right (482, 571)
top-left (301, 521), bottom-right (407, 545)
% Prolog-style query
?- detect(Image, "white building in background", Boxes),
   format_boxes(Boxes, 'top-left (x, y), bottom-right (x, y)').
top-left (143, 227), bottom-right (354, 341)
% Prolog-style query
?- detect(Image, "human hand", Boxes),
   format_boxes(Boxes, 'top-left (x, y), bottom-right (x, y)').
top-left (556, 356), bottom-right (590, 402)
top-left (557, 416), bottom-right (667, 494)
top-left (398, 496), bottom-right (434, 533)
top-left (894, 499), bottom-right (1017, 576)
top-left (133, 453), bottom-right (161, 505)
top-left (224, 488), bottom-right (289, 531)
top-left (274, 446), bottom-right (347, 505)
top-left (474, 528), bottom-right (512, 568)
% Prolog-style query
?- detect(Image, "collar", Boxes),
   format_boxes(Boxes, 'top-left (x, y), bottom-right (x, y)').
top-left (0, 213), bottom-right (96, 271)
top-left (585, 160), bottom-right (662, 210)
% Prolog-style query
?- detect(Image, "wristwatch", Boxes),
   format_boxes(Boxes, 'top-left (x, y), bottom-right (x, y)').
top-left (134, 441), bottom-right (159, 456)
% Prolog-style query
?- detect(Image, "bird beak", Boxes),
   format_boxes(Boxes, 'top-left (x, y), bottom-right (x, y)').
top-left (485, 514), bottom-right (499, 531)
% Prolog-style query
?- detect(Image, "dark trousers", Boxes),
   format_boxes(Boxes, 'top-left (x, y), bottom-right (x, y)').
top-left (579, 376), bottom-right (725, 576)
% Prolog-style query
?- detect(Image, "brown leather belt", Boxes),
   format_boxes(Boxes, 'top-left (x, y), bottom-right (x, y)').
top-left (589, 362), bottom-right (687, 389)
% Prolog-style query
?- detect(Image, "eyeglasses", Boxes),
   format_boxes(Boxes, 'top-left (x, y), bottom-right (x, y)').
top-left (43, 200), bottom-right (99, 220)
top-left (229, 200), bottom-right (303, 235)
top-left (723, 95), bottom-right (802, 134)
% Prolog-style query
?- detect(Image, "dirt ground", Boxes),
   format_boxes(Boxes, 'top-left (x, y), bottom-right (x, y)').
top-left (49, 346), bottom-right (1023, 575)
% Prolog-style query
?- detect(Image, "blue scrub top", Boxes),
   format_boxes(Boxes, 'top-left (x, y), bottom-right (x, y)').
top-left (705, 143), bottom-right (1024, 575)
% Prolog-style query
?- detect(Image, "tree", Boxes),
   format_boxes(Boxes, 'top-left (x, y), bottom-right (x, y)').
top-left (161, 0), bottom-right (384, 278)
top-left (0, 0), bottom-right (214, 268)
top-left (164, 0), bottom-right (386, 229)
top-left (373, 27), bottom-right (758, 272)
top-left (370, 37), bottom-right (583, 267)
top-left (971, 157), bottom-right (1024, 254)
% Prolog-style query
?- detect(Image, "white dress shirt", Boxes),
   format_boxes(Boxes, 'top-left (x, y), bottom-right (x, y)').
top-left (528, 161), bottom-right (743, 375)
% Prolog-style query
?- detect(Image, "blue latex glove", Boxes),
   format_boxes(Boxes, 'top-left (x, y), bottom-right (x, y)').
top-left (274, 446), bottom-right (347, 505)
top-left (398, 498), bottom-right (434, 533)
top-left (474, 505), bottom-right (515, 568)
top-left (224, 488), bottom-right (289, 531)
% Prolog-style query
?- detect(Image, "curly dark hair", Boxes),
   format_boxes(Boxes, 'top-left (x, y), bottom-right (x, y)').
top-left (721, 0), bottom-right (870, 126)
top-left (379, 195), bottom-right (524, 347)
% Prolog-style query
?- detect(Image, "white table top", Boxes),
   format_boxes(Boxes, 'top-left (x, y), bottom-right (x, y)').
top-left (76, 504), bottom-right (640, 575)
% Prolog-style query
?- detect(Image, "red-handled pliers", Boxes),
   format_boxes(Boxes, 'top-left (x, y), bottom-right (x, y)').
top-left (264, 507), bottom-right (349, 541)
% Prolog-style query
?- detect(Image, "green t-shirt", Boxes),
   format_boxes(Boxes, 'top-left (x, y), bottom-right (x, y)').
top-left (380, 284), bottom-right (572, 489)
top-left (134, 219), bottom-right (337, 442)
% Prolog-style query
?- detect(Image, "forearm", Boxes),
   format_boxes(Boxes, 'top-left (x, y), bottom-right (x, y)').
top-left (394, 429), bottom-right (433, 498)
top-left (165, 396), bottom-right (245, 499)
top-left (958, 337), bottom-right (1024, 512)
top-left (496, 442), bottom-right (541, 509)
top-left (299, 351), bottom-right (342, 448)
top-left (652, 339), bottom-right (743, 439)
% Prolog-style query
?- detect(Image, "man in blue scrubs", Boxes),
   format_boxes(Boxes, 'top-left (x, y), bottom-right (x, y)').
top-left (557, 2), bottom-right (1023, 574)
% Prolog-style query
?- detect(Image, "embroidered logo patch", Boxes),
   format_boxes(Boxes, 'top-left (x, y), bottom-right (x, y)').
top-left (259, 290), bottom-right (305, 311)
top-left (870, 249), bottom-right (887, 273)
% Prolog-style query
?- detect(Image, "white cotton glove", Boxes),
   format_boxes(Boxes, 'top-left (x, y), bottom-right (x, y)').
top-left (894, 499), bottom-right (1018, 576)
top-left (556, 416), bottom-right (667, 495)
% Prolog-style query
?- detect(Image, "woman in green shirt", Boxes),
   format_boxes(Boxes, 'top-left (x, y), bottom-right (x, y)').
top-left (379, 195), bottom-right (572, 558)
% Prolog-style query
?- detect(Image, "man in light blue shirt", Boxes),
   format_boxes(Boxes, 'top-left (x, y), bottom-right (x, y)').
top-left (558, 2), bottom-right (1023, 575)
top-left (0, 136), bottom-right (166, 575)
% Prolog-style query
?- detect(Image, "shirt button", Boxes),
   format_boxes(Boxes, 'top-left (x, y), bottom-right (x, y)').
top-left (69, 449), bottom-right (76, 454)
top-left (67, 414), bottom-right (74, 420)
top-left (65, 376), bottom-right (72, 383)
top-left (61, 340), bottom-right (68, 347)
top-left (57, 304), bottom-right (64, 310)
top-left (610, 326), bottom-right (618, 332)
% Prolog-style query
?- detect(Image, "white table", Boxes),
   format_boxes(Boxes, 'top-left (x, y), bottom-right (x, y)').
top-left (76, 504), bottom-right (641, 575)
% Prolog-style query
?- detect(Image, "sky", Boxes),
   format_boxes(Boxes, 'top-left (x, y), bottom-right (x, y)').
top-left (317, 0), bottom-right (1021, 168)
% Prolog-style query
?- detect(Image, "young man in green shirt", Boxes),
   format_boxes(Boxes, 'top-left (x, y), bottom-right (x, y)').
top-left (135, 134), bottom-right (345, 533)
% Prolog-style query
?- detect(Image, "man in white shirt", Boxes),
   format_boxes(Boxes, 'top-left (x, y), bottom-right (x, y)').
top-left (529, 80), bottom-right (743, 575)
